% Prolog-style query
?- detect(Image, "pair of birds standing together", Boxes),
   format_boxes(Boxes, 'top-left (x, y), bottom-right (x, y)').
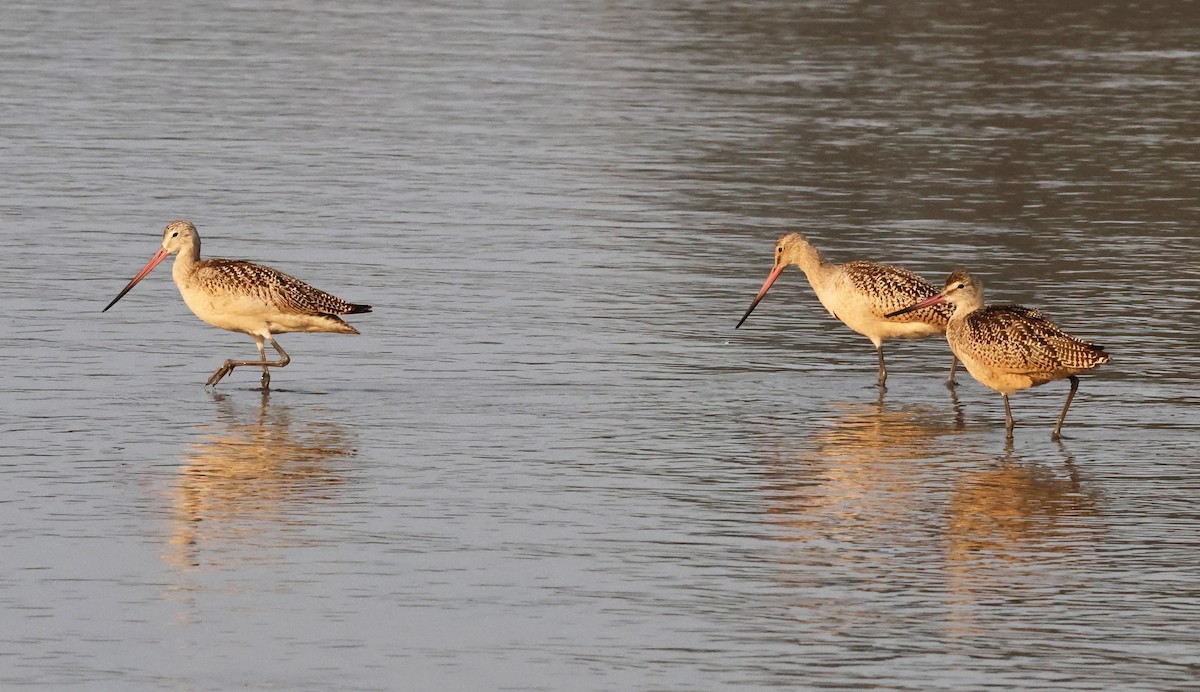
top-left (736, 233), bottom-right (1110, 440)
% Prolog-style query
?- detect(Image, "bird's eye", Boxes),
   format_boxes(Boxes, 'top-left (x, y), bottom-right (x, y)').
top-left (171, 232), bottom-right (179, 238)
top-left (957, 283), bottom-right (965, 289)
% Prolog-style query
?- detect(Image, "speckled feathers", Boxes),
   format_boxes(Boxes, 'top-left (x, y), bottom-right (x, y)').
top-left (104, 219), bottom-right (372, 387)
top-left (161, 219), bottom-right (371, 337)
top-left (839, 260), bottom-right (954, 326)
top-left (933, 270), bottom-right (1109, 393)
top-left (950, 304), bottom-right (1109, 384)
top-left (195, 259), bottom-right (371, 322)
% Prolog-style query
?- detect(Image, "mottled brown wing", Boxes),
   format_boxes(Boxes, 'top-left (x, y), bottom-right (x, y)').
top-left (962, 305), bottom-right (1100, 375)
top-left (200, 259), bottom-right (363, 315)
top-left (841, 261), bottom-right (953, 325)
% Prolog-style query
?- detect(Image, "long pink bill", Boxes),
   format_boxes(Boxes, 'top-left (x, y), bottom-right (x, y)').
top-left (735, 264), bottom-right (786, 329)
top-left (885, 292), bottom-right (947, 319)
top-left (102, 247), bottom-right (170, 312)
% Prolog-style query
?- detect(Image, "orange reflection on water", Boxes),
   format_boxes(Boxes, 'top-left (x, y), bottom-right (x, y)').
top-left (758, 394), bottom-right (1104, 638)
top-left (761, 395), bottom-right (967, 542)
top-left (943, 446), bottom-right (1104, 638)
top-left (163, 391), bottom-right (356, 571)
top-left (946, 450), bottom-right (1101, 560)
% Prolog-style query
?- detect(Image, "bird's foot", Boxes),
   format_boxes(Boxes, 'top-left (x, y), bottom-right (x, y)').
top-left (206, 361), bottom-right (237, 388)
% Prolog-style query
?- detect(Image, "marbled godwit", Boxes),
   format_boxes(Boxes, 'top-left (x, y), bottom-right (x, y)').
top-left (736, 233), bottom-right (958, 388)
top-left (887, 270), bottom-right (1109, 439)
top-left (103, 220), bottom-right (371, 389)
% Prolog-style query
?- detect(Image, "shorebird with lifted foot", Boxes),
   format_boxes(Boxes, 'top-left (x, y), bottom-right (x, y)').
top-left (103, 220), bottom-right (371, 389)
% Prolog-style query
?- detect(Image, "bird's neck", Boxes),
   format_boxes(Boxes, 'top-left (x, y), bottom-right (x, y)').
top-left (795, 252), bottom-right (836, 290)
top-left (171, 244), bottom-right (201, 282)
top-left (949, 298), bottom-right (983, 320)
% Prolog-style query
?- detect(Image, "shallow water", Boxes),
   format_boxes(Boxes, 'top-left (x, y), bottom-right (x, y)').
top-left (2, 0), bottom-right (1199, 689)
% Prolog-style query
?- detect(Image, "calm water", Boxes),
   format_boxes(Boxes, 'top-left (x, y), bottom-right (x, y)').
top-left (2, 0), bottom-right (1199, 689)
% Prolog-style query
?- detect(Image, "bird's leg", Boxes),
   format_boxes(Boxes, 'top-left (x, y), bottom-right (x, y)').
top-left (206, 337), bottom-right (262, 388)
top-left (257, 338), bottom-right (270, 388)
top-left (268, 338), bottom-right (290, 368)
top-left (1003, 394), bottom-right (1015, 439)
top-left (1052, 375), bottom-right (1080, 441)
top-left (206, 361), bottom-right (236, 388)
top-left (946, 355), bottom-right (959, 388)
top-left (257, 338), bottom-right (291, 389)
top-left (875, 343), bottom-right (887, 389)
top-left (205, 336), bottom-right (291, 389)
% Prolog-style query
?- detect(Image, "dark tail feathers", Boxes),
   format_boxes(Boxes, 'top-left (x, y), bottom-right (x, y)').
top-left (346, 303), bottom-right (372, 314)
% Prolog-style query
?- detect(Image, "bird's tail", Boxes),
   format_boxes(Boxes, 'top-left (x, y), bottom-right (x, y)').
top-left (318, 314), bottom-right (361, 334)
top-left (344, 303), bottom-right (372, 314)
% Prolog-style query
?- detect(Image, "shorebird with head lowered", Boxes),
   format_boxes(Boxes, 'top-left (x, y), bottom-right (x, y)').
top-left (103, 220), bottom-right (371, 389)
top-left (887, 270), bottom-right (1109, 439)
top-left (736, 233), bottom-right (958, 388)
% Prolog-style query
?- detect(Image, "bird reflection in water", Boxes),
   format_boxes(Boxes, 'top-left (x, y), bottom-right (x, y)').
top-left (758, 397), bottom-right (1102, 638)
top-left (163, 390), bottom-right (356, 570)
top-left (948, 444), bottom-right (1100, 559)
top-left (944, 444), bottom-right (1103, 637)
top-left (813, 388), bottom-right (967, 456)
top-left (756, 394), bottom-right (970, 633)
top-left (761, 391), bottom-right (967, 549)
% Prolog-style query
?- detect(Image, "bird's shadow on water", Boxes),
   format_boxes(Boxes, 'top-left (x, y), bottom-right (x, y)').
top-left (161, 389), bottom-right (358, 572)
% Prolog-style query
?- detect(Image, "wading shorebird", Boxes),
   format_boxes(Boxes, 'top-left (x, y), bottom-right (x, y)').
top-left (887, 270), bottom-right (1109, 440)
top-left (103, 220), bottom-right (371, 389)
top-left (736, 233), bottom-right (958, 388)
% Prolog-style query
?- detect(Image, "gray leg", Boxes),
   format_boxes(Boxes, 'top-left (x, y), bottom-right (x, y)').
top-left (206, 336), bottom-right (291, 389)
top-left (876, 343), bottom-right (887, 388)
top-left (946, 355), bottom-right (959, 387)
top-left (1003, 394), bottom-right (1014, 439)
top-left (267, 338), bottom-right (290, 382)
top-left (255, 337), bottom-right (269, 388)
top-left (1052, 375), bottom-right (1080, 440)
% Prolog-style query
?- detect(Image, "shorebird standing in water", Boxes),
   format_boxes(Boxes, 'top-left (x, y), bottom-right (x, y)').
top-left (736, 233), bottom-right (958, 388)
top-left (103, 220), bottom-right (371, 389)
top-left (888, 270), bottom-right (1109, 439)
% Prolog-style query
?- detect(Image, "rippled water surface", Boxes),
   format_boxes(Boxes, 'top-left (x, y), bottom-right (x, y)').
top-left (2, 1), bottom-right (1199, 689)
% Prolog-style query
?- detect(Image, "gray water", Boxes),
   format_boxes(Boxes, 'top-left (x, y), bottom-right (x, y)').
top-left (2, 1), bottom-right (1199, 689)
